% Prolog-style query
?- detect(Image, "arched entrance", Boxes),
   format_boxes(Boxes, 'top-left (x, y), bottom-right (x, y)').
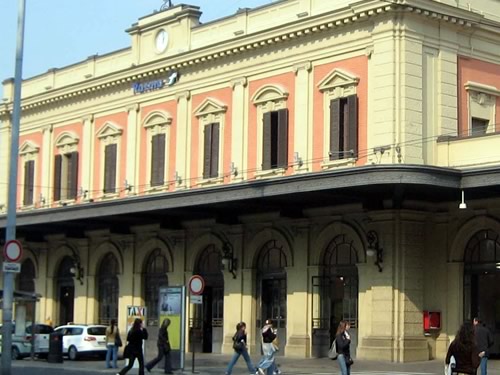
top-left (316, 234), bottom-right (359, 357)
top-left (16, 258), bottom-right (36, 322)
top-left (464, 229), bottom-right (500, 356)
top-left (194, 244), bottom-right (224, 353)
top-left (56, 256), bottom-right (75, 325)
top-left (256, 240), bottom-right (288, 354)
top-left (97, 253), bottom-right (119, 325)
top-left (144, 248), bottom-right (169, 326)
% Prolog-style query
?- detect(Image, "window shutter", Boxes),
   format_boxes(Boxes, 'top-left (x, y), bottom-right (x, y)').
top-left (203, 125), bottom-right (212, 179)
top-left (151, 135), bottom-right (160, 186)
top-left (346, 95), bottom-right (358, 158)
top-left (68, 151), bottom-right (79, 199)
top-left (53, 154), bottom-right (62, 201)
top-left (262, 112), bottom-right (272, 170)
top-left (23, 160), bottom-right (35, 206)
top-left (104, 144), bottom-right (117, 193)
top-left (277, 109), bottom-right (289, 168)
top-left (157, 133), bottom-right (166, 185)
top-left (329, 99), bottom-right (341, 160)
top-left (210, 123), bottom-right (220, 178)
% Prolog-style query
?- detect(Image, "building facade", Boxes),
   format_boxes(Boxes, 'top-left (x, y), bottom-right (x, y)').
top-left (1, 0), bottom-right (500, 362)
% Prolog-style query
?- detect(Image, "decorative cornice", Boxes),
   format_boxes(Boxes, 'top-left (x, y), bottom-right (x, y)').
top-left (175, 91), bottom-right (191, 102)
top-left (230, 77), bottom-right (248, 89)
top-left (293, 61), bottom-right (312, 74)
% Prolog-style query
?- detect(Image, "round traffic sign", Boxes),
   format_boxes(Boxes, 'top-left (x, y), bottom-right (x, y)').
top-left (4, 240), bottom-right (23, 262)
top-left (188, 275), bottom-right (205, 295)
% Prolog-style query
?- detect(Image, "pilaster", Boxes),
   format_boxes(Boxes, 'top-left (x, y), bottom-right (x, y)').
top-left (175, 91), bottom-right (191, 189)
top-left (40, 125), bottom-right (53, 207)
top-left (0, 118), bottom-right (11, 209)
top-left (230, 78), bottom-right (248, 182)
top-left (81, 115), bottom-right (94, 200)
top-left (241, 268), bottom-right (256, 354)
top-left (126, 104), bottom-right (140, 195)
top-left (292, 62), bottom-right (311, 173)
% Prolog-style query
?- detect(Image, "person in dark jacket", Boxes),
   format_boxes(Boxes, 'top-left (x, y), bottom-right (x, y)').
top-left (256, 319), bottom-right (278, 375)
top-left (225, 322), bottom-right (256, 375)
top-left (145, 318), bottom-right (173, 374)
top-left (335, 320), bottom-right (352, 375)
top-left (446, 321), bottom-right (480, 375)
top-left (117, 318), bottom-right (149, 375)
top-left (473, 317), bottom-right (494, 375)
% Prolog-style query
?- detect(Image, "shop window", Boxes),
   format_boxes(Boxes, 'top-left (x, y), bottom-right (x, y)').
top-left (194, 99), bottom-right (226, 183)
top-left (19, 141), bottom-right (39, 207)
top-left (54, 132), bottom-right (79, 202)
top-left (144, 249), bottom-right (169, 325)
top-left (97, 122), bottom-right (122, 196)
top-left (318, 69), bottom-right (359, 166)
top-left (465, 82), bottom-right (500, 136)
top-left (143, 112), bottom-right (171, 190)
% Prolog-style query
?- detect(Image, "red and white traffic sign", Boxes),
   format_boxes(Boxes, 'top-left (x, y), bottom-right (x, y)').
top-left (4, 240), bottom-right (22, 262)
top-left (188, 275), bottom-right (205, 295)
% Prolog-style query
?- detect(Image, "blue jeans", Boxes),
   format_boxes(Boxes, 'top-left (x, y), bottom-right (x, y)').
top-left (226, 349), bottom-right (256, 375)
top-left (106, 344), bottom-right (118, 368)
top-left (337, 354), bottom-right (350, 375)
top-left (480, 356), bottom-right (488, 375)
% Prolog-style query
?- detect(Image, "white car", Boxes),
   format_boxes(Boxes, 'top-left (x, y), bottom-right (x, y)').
top-left (54, 324), bottom-right (107, 360)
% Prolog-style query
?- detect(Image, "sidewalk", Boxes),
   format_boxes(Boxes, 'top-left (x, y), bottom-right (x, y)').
top-left (11, 353), bottom-right (500, 375)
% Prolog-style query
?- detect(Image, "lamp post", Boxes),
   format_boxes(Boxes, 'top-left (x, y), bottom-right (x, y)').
top-left (2, 0), bottom-right (26, 373)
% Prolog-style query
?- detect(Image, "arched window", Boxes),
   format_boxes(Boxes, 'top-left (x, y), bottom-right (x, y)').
top-left (144, 249), bottom-right (169, 325)
top-left (98, 253), bottom-right (119, 325)
top-left (464, 229), bottom-right (500, 266)
top-left (257, 240), bottom-right (288, 273)
top-left (17, 259), bottom-right (35, 292)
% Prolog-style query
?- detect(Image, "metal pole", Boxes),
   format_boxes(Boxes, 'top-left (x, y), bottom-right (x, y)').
top-left (2, 0), bottom-right (26, 373)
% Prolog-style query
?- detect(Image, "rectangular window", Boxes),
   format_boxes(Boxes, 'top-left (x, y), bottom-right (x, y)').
top-left (471, 117), bottom-right (489, 136)
top-left (329, 95), bottom-right (358, 160)
top-left (151, 134), bottom-right (166, 186)
top-left (53, 152), bottom-right (79, 201)
top-left (23, 160), bottom-right (35, 206)
top-left (103, 144), bottom-right (117, 194)
top-left (262, 108), bottom-right (288, 170)
top-left (203, 122), bottom-right (220, 179)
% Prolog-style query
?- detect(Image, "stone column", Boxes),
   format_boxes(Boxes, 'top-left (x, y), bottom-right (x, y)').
top-left (230, 78), bottom-right (248, 182)
top-left (41, 125), bottom-right (53, 206)
top-left (292, 61), bottom-right (311, 173)
top-left (241, 268), bottom-right (256, 354)
top-left (126, 104), bottom-right (140, 195)
top-left (81, 115), bottom-right (94, 200)
top-left (174, 91), bottom-right (191, 189)
top-left (73, 240), bottom-right (89, 323)
top-left (446, 262), bottom-right (463, 343)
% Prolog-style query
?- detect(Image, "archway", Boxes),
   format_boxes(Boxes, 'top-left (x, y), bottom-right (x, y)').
top-left (256, 239), bottom-right (288, 354)
top-left (194, 244), bottom-right (224, 353)
top-left (56, 256), bottom-right (75, 325)
top-left (16, 258), bottom-right (36, 323)
top-left (144, 248), bottom-right (169, 326)
top-left (464, 229), bottom-right (500, 356)
top-left (316, 234), bottom-right (359, 357)
top-left (97, 253), bottom-right (119, 325)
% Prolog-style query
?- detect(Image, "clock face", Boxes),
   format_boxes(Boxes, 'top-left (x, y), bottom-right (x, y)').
top-left (155, 29), bottom-right (169, 53)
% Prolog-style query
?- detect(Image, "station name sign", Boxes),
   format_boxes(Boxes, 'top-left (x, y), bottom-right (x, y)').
top-left (132, 79), bottom-right (164, 95)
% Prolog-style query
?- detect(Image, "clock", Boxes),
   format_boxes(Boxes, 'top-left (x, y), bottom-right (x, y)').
top-left (155, 29), bottom-right (169, 53)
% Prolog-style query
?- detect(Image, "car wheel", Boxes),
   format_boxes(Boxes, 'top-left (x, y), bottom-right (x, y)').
top-left (68, 346), bottom-right (78, 361)
top-left (11, 347), bottom-right (20, 360)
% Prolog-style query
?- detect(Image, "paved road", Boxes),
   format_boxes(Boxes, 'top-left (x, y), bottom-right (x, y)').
top-left (6, 354), bottom-right (500, 375)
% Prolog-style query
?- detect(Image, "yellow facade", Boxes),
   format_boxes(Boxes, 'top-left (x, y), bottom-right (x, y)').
top-left (1, 0), bottom-right (500, 362)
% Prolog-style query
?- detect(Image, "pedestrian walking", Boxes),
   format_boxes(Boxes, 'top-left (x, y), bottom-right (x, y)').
top-left (335, 320), bottom-right (353, 375)
top-left (106, 319), bottom-right (121, 369)
top-left (117, 318), bottom-right (149, 375)
top-left (145, 318), bottom-right (173, 374)
top-left (225, 322), bottom-right (257, 375)
top-left (256, 319), bottom-right (278, 375)
top-left (446, 321), bottom-right (480, 375)
top-left (473, 317), bottom-right (494, 375)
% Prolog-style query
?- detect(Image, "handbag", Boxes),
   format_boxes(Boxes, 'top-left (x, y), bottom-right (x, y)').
top-left (327, 339), bottom-right (338, 360)
top-left (115, 333), bottom-right (123, 347)
top-left (346, 357), bottom-right (354, 366)
top-left (232, 333), bottom-right (245, 351)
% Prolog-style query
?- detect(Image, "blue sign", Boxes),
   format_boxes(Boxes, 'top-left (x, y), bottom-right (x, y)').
top-left (132, 79), bottom-right (164, 94)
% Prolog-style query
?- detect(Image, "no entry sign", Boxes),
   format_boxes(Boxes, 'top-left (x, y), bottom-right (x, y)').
top-left (188, 275), bottom-right (205, 295)
top-left (4, 240), bottom-right (23, 262)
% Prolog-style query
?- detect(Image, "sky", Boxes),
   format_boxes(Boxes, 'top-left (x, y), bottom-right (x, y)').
top-left (0, 0), bottom-right (275, 99)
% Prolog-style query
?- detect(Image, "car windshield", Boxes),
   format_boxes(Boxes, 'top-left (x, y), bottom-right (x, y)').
top-left (87, 327), bottom-right (106, 335)
top-left (26, 325), bottom-right (54, 334)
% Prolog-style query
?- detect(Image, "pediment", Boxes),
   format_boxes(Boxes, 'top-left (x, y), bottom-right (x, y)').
top-left (96, 122), bottom-right (123, 139)
top-left (317, 69), bottom-right (359, 92)
top-left (194, 98), bottom-right (227, 118)
top-left (55, 132), bottom-right (79, 148)
top-left (19, 141), bottom-right (40, 155)
top-left (252, 85), bottom-right (289, 105)
top-left (143, 111), bottom-right (173, 128)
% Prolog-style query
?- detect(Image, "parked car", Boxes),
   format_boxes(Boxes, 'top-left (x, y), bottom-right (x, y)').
top-left (54, 324), bottom-right (107, 360)
top-left (0, 323), bottom-right (54, 360)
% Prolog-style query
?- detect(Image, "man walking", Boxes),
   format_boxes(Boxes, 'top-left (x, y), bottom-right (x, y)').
top-left (473, 317), bottom-right (494, 375)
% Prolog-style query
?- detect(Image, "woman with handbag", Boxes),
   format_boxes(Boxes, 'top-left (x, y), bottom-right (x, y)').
top-left (117, 318), bottom-right (149, 375)
top-left (105, 319), bottom-right (120, 369)
top-left (445, 321), bottom-right (480, 375)
top-left (256, 319), bottom-right (278, 375)
top-left (225, 322), bottom-right (257, 375)
top-left (145, 318), bottom-right (173, 374)
top-left (335, 320), bottom-right (353, 375)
